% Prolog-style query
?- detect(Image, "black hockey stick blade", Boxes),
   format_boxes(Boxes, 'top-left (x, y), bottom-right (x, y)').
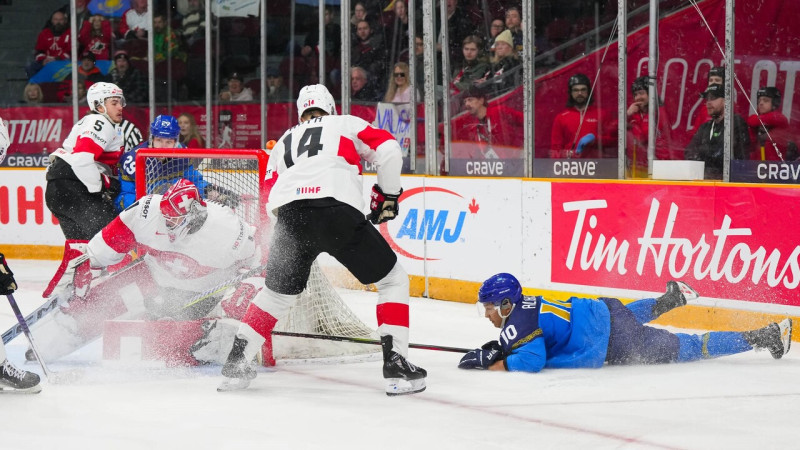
top-left (272, 331), bottom-right (471, 353)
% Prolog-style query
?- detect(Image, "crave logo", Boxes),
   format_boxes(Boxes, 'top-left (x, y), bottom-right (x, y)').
top-left (379, 186), bottom-right (479, 260)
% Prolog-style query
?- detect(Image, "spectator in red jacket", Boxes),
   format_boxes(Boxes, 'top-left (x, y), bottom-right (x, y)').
top-left (747, 87), bottom-right (797, 161)
top-left (119, 0), bottom-right (150, 41)
top-left (26, 11), bottom-right (71, 78)
top-left (550, 73), bottom-right (617, 159)
top-left (79, 14), bottom-right (113, 61)
top-left (450, 86), bottom-right (524, 157)
top-left (626, 76), bottom-right (676, 176)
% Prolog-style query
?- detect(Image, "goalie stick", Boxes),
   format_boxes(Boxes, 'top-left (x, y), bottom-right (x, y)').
top-left (273, 331), bottom-right (471, 353)
top-left (1, 259), bottom-right (147, 345)
top-left (179, 263), bottom-right (268, 312)
top-left (5, 293), bottom-right (82, 384)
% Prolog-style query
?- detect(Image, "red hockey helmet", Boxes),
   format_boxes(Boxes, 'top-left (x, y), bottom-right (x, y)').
top-left (159, 179), bottom-right (207, 241)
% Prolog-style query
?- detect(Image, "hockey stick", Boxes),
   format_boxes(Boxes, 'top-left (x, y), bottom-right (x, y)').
top-left (1, 297), bottom-right (59, 345)
top-left (273, 331), bottom-right (471, 353)
top-left (179, 264), bottom-right (268, 311)
top-left (5, 293), bottom-right (53, 380)
top-left (5, 294), bottom-right (84, 384)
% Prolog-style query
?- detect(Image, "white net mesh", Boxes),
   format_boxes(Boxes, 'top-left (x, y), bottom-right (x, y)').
top-left (137, 148), bottom-right (379, 360)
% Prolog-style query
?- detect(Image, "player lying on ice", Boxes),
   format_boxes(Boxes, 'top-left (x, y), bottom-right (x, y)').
top-left (459, 273), bottom-right (793, 372)
top-left (28, 178), bottom-right (262, 362)
top-left (216, 84), bottom-right (427, 395)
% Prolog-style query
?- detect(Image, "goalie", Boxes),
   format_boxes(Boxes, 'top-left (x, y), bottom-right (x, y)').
top-left (29, 179), bottom-right (262, 362)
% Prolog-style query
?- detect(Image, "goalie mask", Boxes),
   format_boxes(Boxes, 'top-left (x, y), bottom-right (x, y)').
top-left (477, 273), bottom-right (522, 326)
top-left (159, 179), bottom-right (208, 242)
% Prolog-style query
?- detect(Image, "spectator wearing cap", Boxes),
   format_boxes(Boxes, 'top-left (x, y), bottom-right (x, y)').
top-left (266, 68), bottom-right (290, 102)
top-left (693, 66), bottom-right (725, 130)
top-left (79, 14), bottom-right (112, 61)
top-left (78, 52), bottom-right (107, 84)
top-left (451, 86), bottom-right (525, 153)
top-left (746, 87), bottom-right (796, 161)
top-left (550, 73), bottom-right (618, 159)
top-left (219, 73), bottom-right (254, 102)
top-left (109, 50), bottom-right (147, 103)
top-left (488, 29), bottom-right (521, 95)
top-left (685, 83), bottom-right (750, 179)
top-left (626, 76), bottom-right (676, 176)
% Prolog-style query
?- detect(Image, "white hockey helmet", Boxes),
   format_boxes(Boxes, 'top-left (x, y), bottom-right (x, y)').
top-left (296, 84), bottom-right (336, 121)
top-left (87, 82), bottom-right (126, 113)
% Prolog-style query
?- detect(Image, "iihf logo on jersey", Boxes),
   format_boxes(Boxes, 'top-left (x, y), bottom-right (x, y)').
top-left (297, 186), bottom-right (321, 195)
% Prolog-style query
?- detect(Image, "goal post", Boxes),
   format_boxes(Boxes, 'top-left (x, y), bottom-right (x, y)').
top-left (133, 147), bottom-right (379, 362)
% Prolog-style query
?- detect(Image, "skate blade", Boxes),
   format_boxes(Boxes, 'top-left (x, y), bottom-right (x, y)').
top-left (217, 376), bottom-right (251, 392)
top-left (385, 377), bottom-right (426, 396)
top-left (0, 384), bottom-right (42, 394)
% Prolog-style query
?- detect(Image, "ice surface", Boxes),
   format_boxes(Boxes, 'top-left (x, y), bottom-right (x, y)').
top-left (1, 260), bottom-right (798, 449)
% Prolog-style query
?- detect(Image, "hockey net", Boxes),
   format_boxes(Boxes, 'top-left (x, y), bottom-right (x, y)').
top-left (135, 148), bottom-right (379, 361)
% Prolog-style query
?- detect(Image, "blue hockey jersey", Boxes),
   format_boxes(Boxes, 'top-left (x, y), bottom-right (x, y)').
top-left (500, 296), bottom-right (611, 372)
top-left (115, 142), bottom-right (207, 213)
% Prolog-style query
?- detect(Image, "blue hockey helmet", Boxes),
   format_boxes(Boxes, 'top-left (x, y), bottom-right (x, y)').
top-left (478, 273), bottom-right (522, 307)
top-left (150, 115), bottom-right (180, 140)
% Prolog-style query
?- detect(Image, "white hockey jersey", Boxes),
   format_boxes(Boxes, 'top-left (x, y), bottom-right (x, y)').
top-left (265, 114), bottom-right (403, 214)
top-left (88, 195), bottom-right (258, 293)
top-left (49, 113), bottom-right (124, 193)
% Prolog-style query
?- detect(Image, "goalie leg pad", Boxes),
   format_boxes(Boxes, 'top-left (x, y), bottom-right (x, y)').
top-left (42, 240), bottom-right (89, 298)
top-left (220, 277), bottom-right (263, 320)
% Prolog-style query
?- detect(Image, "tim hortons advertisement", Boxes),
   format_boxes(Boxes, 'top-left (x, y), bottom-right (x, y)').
top-left (363, 176), bottom-right (523, 281)
top-left (550, 182), bottom-right (800, 306)
top-left (0, 170), bottom-right (64, 245)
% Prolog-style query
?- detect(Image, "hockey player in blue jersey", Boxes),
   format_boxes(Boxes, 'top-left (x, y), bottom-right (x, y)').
top-left (115, 115), bottom-right (210, 212)
top-left (459, 273), bottom-right (793, 372)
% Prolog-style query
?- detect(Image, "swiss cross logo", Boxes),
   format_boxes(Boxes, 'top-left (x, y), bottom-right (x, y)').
top-left (177, 194), bottom-right (193, 213)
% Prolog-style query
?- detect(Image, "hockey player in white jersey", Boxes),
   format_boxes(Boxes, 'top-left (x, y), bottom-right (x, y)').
top-left (28, 179), bottom-right (261, 362)
top-left (43, 82), bottom-right (127, 300)
top-left (218, 84), bottom-right (427, 395)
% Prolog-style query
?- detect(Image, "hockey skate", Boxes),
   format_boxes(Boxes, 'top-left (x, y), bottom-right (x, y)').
top-left (652, 280), bottom-right (699, 318)
top-left (744, 318), bottom-right (793, 359)
top-left (0, 359), bottom-right (41, 394)
top-left (217, 336), bottom-right (257, 392)
top-left (381, 335), bottom-right (426, 396)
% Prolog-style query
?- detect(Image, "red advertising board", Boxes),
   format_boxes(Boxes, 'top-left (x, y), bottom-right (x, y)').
top-left (550, 182), bottom-right (800, 305)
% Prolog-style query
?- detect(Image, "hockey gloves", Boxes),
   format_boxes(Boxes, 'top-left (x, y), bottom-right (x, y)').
top-left (0, 253), bottom-right (18, 295)
top-left (368, 185), bottom-right (402, 225)
top-left (458, 340), bottom-right (505, 370)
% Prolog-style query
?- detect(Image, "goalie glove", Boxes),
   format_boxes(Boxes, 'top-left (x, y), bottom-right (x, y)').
top-left (367, 184), bottom-right (402, 225)
top-left (205, 184), bottom-right (241, 208)
top-left (458, 340), bottom-right (505, 370)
